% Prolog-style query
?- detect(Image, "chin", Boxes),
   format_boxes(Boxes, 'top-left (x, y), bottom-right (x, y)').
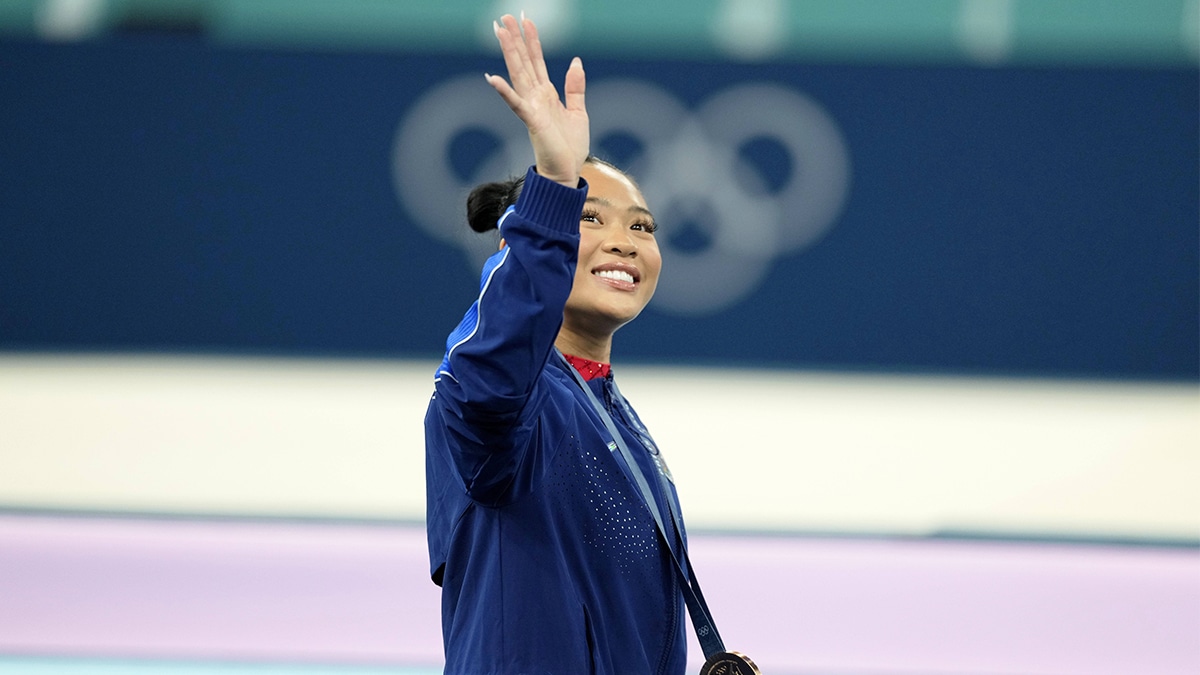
top-left (567, 304), bottom-right (644, 336)
top-left (605, 299), bottom-right (649, 323)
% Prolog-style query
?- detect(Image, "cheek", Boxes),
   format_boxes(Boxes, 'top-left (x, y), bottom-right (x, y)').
top-left (644, 244), bottom-right (664, 282)
top-left (575, 229), bottom-right (602, 262)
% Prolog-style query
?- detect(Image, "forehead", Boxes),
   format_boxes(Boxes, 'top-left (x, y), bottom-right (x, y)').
top-left (581, 163), bottom-right (647, 209)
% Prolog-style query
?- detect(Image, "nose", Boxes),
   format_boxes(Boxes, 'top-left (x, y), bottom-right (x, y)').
top-left (603, 223), bottom-right (637, 257)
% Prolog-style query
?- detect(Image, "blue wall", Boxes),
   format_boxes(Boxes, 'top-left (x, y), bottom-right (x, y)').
top-left (1, 37), bottom-right (1196, 379)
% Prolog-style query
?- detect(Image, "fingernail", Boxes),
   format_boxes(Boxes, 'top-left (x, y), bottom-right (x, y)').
top-left (520, 10), bottom-right (526, 22)
top-left (493, 20), bottom-right (501, 34)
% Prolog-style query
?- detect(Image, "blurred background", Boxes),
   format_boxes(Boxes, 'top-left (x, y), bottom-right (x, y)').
top-left (1, 1), bottom-right (1197, 674)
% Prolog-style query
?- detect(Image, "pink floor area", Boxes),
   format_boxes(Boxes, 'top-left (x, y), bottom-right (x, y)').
top-left (0, 513), bottom-right (1196, 674)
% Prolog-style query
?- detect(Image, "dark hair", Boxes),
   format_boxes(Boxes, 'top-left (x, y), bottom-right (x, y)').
top-left (466, 175), bottom-right (525, 233)
top-left (465, 156), bottom-right (627, 233)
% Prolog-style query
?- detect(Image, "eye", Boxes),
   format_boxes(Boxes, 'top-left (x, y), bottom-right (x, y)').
top-left (631, 220), bottom-right (658, 234)
top-left (580, 208), bottom-right (601, 224)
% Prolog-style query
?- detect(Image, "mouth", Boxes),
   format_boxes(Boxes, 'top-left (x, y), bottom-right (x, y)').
top-left (591, 263), bottom-right (640, 290)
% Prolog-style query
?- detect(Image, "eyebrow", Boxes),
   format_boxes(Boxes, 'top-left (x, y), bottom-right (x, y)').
top-left (585, 196), bottom-right (656, 221)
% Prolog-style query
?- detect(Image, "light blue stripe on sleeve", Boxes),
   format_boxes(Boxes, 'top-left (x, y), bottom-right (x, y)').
top-left (435, 224), bottom-right (513, 382)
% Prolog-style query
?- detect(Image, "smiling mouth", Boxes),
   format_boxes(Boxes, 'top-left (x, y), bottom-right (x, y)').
top-left (593, 269), bottom-right (636, 284)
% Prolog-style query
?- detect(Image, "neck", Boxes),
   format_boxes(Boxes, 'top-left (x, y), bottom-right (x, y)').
top-left (555, 329), bottom-right (612, 364)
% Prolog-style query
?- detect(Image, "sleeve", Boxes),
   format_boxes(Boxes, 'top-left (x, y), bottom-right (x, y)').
top-left (429, 166), bottom-right (587, 503)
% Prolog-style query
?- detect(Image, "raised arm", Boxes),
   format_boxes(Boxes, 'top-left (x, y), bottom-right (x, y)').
top-left (429, 15), bottom-right (591, 502)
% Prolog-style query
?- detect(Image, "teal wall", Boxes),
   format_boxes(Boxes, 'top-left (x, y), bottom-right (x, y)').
top-left (2, 0), bottom-right (1197, 65)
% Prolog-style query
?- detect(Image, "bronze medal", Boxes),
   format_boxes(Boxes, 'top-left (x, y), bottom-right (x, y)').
top-left (699, 651), bottom-right (761, 675)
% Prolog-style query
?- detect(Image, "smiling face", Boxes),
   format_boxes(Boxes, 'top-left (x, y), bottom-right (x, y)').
top-left (561, 161), bottom-right (662, 350)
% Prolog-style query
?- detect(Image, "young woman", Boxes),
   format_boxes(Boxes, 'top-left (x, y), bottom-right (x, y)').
top-left (424, 14), bottom-right (686, 674)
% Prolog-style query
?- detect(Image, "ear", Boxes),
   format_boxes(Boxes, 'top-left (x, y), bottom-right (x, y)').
top-left (498, 238), bottom-right (507, 251)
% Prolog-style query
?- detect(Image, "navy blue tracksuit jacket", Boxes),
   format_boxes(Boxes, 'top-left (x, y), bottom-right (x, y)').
top-left (425, 167), bottom-right (688, 674)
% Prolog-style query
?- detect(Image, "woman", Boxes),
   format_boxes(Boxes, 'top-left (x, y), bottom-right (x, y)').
top-left (424, 14), bottom-right (685, 674)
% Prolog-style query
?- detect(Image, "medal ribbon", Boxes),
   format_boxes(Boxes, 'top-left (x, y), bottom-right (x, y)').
top-left (555, 350), bottom-right (728, 659)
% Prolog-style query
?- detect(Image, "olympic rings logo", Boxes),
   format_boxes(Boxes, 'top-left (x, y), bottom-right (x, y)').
top-left (392, 75), bottom-right (851, 315)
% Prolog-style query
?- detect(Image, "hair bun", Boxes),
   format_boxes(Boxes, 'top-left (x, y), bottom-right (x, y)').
top-left (466, 176), bottom-right (525, 233)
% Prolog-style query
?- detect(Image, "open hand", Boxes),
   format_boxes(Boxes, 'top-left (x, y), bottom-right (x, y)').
top-left (486, 14), bottom-right (589, 187)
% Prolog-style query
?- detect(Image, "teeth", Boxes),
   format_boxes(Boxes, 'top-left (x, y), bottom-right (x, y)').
top-left (594, 269), bottom-right (635, 284)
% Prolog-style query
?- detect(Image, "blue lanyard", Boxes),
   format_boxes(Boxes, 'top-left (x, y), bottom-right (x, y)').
top-left (555, 350), bottom-right (727, 659)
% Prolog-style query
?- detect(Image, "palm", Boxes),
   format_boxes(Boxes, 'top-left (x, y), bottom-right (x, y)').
top-left (487, 15), bottom-right (589, 186)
